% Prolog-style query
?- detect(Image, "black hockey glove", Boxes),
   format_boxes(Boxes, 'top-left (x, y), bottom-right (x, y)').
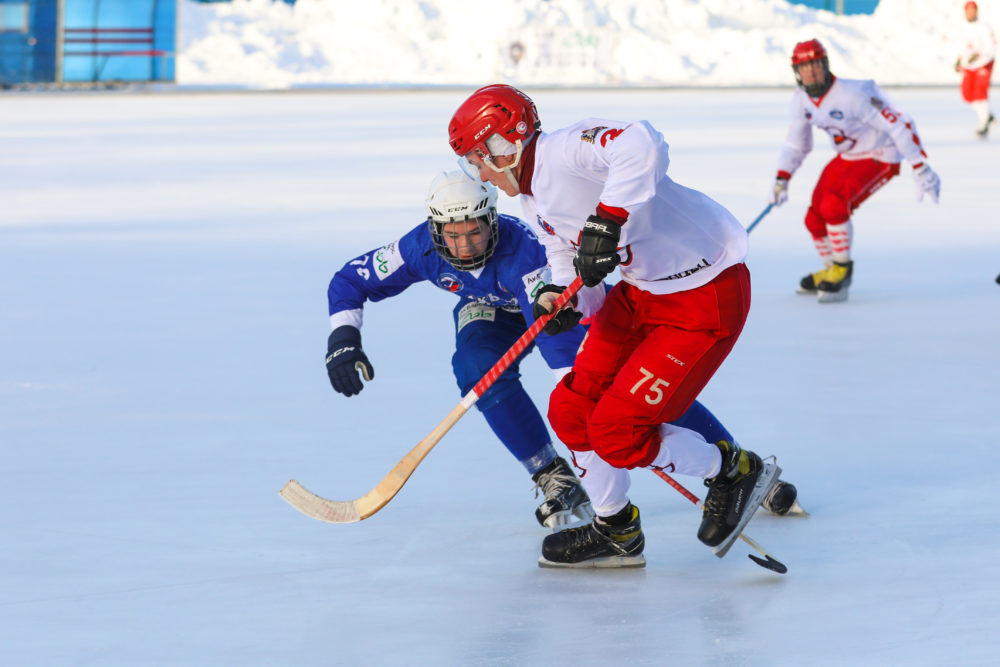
top-left (326, 325), bottom-right (374, 397)
top-left (574, 215), bottom-right (621, 287)
top-left (532, 284), bottom-right (582, 336)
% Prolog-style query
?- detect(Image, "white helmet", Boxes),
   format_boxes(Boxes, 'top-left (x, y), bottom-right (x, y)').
top-left (425, 170), bottom-right (499, 270)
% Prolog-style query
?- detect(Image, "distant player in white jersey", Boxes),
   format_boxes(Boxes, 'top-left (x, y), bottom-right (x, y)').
top-left (448, 84), bottom-right (787, 568)
top-left (955, 1), bottom-right (997, 138)
top-left (768, 39), bottom-right (942, 303)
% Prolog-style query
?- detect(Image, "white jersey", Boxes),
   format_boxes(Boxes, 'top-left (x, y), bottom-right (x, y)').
top-left (958, 20), bottom-right (997, 70)
top-left (519, 119), bottom-right (748, 297)
top-left (776, 77), bottom-right (927, 175)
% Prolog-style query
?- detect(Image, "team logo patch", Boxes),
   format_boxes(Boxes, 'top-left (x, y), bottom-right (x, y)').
top-left (457, 301), bottom-right (496, 333)
top-left (830, 109), bottom-right (844, 120)
top-left (516, 120), bottom-right (528, 135)
top-left (824, 126), bottom-right (857, 150)
top-left (536, 215), bottom-right (556, 236)
top-left (437, 273), bottom-right (464, 293)
top-left (804, 110), bottom-right (813, 120)
top-left (522, 267), bottom-right (548, 302)
top-left (580, 126), bottom-right (608, 144)
top-left (373, 241), bottom-right (405, 280)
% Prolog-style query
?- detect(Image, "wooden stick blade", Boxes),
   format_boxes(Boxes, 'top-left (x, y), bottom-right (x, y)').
top-left (279, 479), bottom-right (362, 524)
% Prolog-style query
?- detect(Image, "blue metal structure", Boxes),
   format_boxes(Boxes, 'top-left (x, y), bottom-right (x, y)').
top-left (0, 0), bottom-right (175, 85)
top-left (788, 0), bottom-right (880, 14)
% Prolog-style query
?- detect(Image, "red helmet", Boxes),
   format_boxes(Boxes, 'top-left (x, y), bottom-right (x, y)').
top-left (791, 39), bottom-right (832, 97)
top-left (791, 39), bottom-right (827, 66)
top-left (448, 84), bottom-right (540, 160)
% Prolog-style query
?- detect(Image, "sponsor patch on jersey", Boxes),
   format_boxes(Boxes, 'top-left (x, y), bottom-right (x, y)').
top-left (373, 241), bottom-right (404, 281)
top-left (457, 301), bottom-right (496, 333)
top-left (804, 110), bottom-right (813, 120)
top-left (580, 126), bottom-right (608, 144)
top-left (654, 257), bottom-right (712, 281)
top-left (522, 266), bottom-right (549, 302)
top-left (870, 96), bottom-right (884, 110)
top-left (536, 214), bottom-right (556, 236)
top-left (437, 273), bottom-right (464, 293)
top-left (829, 109), bottom-right (844, 120)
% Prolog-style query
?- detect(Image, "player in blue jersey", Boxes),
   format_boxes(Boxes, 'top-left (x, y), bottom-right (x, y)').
top-left (324, 171), bottom-right (796, 529)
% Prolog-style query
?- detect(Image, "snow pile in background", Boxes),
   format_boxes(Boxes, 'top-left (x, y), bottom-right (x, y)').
top-left (177, 0), bottom-right (990, 88)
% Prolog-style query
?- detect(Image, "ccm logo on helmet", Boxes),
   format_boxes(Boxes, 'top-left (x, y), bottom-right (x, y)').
top-left (474, 124), bottom-right (492, 141)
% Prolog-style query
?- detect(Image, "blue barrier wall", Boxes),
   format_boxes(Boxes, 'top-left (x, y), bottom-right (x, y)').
top-left (0, 0), bottom-right (175, 85)
top-left (1, 0), bottom-right (57, 84)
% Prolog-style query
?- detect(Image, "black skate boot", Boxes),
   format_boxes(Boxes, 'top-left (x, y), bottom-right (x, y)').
top-left (698, 441), bottom-right (780, 557)
top-left (976, 114), bottom-right (995, 139)
top-left (817, 260), bottom-right (853, 303)
top-left (532, 457), bottom-right (594, 528)
top-left (797, 266), bottom-right (828, 294)
top-left (539, 504), bottom-right (645, 569)
top-left (761, 480), bottom-right (798, 515)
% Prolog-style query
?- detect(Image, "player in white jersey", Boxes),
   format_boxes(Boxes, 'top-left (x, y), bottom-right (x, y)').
top-left (448, 84), bottom-right (784, 568)
top-left (955, 1), bottom-right (997, 138)
top-left (768, 39), bottom-right (942, 303)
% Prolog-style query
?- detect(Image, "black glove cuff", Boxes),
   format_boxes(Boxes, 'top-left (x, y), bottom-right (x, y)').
top-left (328, 325), bottom-right (361, 351)
top-left (584, 215), bottom-right (621, 241)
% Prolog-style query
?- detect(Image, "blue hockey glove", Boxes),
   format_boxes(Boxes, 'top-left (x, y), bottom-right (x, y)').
top-left (574, 215), bottom-right (621, 287)
top-left (326, 325), bottom-right (374, 397)
top-left (532, 284), bottom-right (582, 335)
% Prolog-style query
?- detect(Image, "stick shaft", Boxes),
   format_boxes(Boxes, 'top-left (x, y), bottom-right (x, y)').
top-left (745, 203), bottom-right (773, 233)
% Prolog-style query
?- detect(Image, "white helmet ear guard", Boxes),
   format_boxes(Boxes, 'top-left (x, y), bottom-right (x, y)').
top-left (425, 171), bottom-right (499, 271)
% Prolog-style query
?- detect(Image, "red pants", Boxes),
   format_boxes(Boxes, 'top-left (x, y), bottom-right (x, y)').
top-left (962, 62), bottom-right (993, 103)
top-left (548, 263), bottom-right (750, 469)
top-left (804, 155), bottom-right (900, 239)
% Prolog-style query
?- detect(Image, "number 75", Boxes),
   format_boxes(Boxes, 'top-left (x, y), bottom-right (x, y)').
top-left (630, 367), bottom-right (670, 405)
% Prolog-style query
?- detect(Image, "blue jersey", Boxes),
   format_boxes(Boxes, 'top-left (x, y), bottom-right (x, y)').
top-left (328, 215), bottom-right (581, 370)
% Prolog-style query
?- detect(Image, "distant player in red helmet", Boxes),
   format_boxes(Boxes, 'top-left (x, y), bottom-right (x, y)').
top-left (956, 1), bottom-right (997, 138)
top-left (449, 84), bottom-right (792, 569)
top-left (768, 39), bottom-right (942, 303)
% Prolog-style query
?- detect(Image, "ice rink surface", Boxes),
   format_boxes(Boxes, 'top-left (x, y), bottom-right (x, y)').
top-left (2, 88), bottom-right (999, 665)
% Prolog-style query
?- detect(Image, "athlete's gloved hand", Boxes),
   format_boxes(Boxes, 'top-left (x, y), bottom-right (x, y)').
top-left (326, 325), bottom-right (374, 397)
top-left (532, 284), bottom-right (582, 335)
top-left (912, 163), bottom-right (941, 204)
top-left (574, 215), bottom-right (621, 287)
top-left (770, 177), bottom-right (789, 206)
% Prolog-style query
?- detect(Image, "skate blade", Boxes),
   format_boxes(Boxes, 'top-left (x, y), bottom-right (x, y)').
top-left (796, 287), bottom-right (818, 295)
top-left (542, 503), bottom-right (596, 533)
top-left (759, 498), bottom-right (810, 517)
top-left (542, 503), bottom-right (595, 531)
top-left (712, 463), bottom-right (781, 559)
top-left (538, 554), bottom-right (646, 569)
top-left (781, 499), bottom-right (810, 517)
top-left (817, 288), bottom-right (848, 303)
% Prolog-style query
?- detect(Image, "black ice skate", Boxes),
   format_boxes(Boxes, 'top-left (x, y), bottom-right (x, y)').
top-left (698, 441), bottom-right (780, 557)
top-left (532, 456), bottom-right (595, 529)
top-left (797, 266), bottom-right (828, 295)
top-left (538, 504), bottom-right (645, 569)
top-left (761, 479), bottom-right (807, 516)
top-left (817, 260), bottom-right (853, 303)
top-left (976, 113), bottom-right (995, 140)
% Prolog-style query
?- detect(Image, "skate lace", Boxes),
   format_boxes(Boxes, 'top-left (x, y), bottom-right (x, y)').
top-left (532, 471), bottom-right (577, 501)
top-left (702, 479), bottom-right (735, 520)
top-left (562, 522), bottom-right (632, 556)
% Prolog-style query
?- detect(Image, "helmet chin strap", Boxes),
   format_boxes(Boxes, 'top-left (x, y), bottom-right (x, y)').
top-left (483, 138), bottom-right (525, 193)
top-left (503, 167), bottom-right (519, 192)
